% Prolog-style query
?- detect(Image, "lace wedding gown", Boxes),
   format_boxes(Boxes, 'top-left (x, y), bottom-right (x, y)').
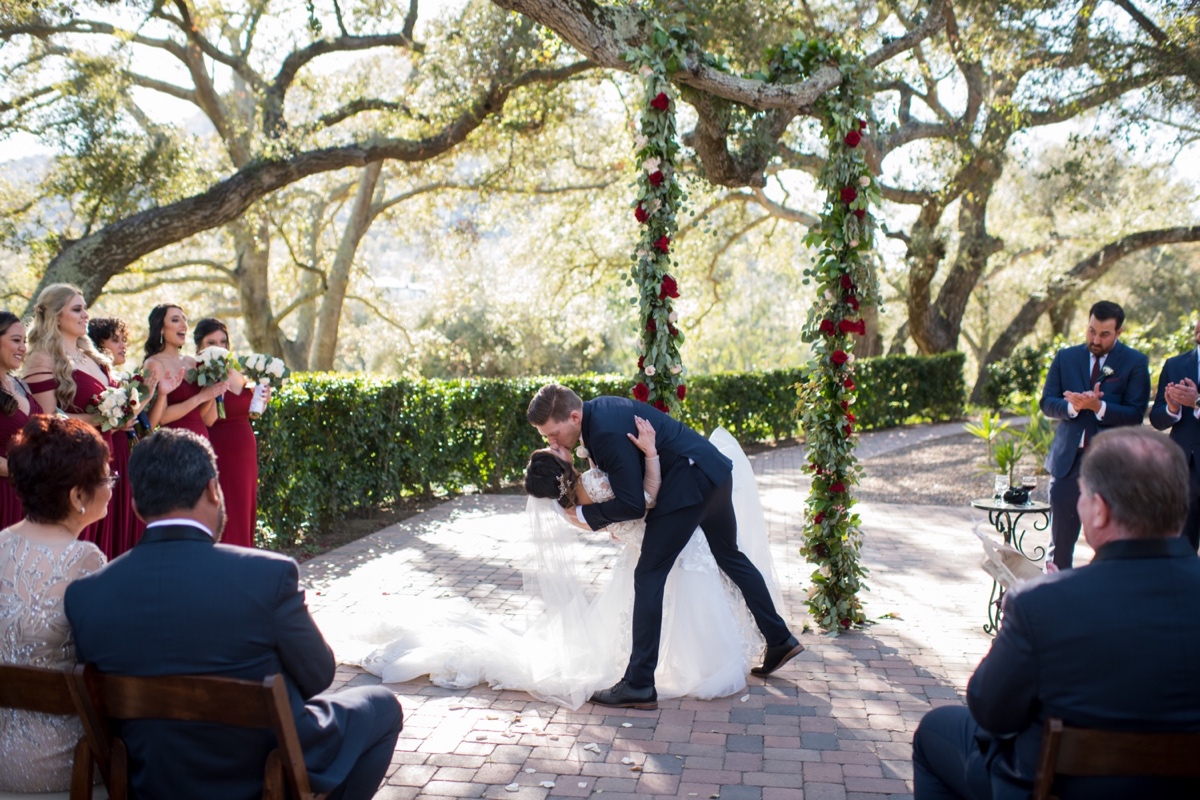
top-left (320, 428), bottom-right (782, 709)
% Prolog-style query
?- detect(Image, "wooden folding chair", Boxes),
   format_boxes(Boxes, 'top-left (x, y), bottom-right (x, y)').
top-left (71, 665), bottom-right (326, 800)
top-left (1033, 716), bottom-right (1200, 800)
top-left (0, 664), bottom-right (95, 800)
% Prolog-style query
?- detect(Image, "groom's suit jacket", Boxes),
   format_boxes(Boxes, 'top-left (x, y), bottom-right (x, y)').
top-left (1150, 348), bottom-right (1200, 468)
top-left (578, 396), bottom-right (731, 531)
top-left (65, 524), bottom-right (377, 800)
top-left (1039, 340), bottom-right (1150, 478)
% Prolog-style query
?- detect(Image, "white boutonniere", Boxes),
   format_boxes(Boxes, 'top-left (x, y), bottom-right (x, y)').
top-left (1100, 366), bottom-right (1114, 380)
top-left (575, 445), bottom-right (589, 460)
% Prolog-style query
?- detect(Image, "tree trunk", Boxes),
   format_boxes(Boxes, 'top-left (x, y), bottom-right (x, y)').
top-left (232, 216), bottom-right (288, 360)
top-left (311, 161), bottom-right (383, 370)
top-left (967, 225), bottom-right (1200, 402)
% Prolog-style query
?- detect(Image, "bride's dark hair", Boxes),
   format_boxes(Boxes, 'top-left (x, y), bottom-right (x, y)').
top-left (525, 450), bottom-right (579, 509)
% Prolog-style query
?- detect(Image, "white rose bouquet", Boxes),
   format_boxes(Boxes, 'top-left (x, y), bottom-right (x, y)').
top-left (188, 346), bottom-right (233, 418)
top-left (238, 353), bottom-right (290, 418)
top-left (86, 382), bottom-right (142, 433)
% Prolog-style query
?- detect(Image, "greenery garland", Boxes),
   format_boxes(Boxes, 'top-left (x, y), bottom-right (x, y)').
top-left (625, 23), bottom-right (876, 630)
top-left (773, 37), bottom-right (880, 632)
top-left (625, 23), bottom-right (689, 414)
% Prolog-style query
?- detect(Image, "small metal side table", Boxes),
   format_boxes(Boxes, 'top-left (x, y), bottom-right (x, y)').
top-left (970, 498), bottom-right (1052, 634)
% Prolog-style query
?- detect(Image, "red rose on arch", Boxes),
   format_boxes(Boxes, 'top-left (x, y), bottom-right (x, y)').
top-left (858, 119), bottom-right (867, 130)
top-left (840, 186), bottom-right (857, 204)
top-left (819, 319), bottom-right (836, 337)
top-left (633, 382), bottom-right (650, 402)
top-left (653, 399), bottom-right (669, 413)
top-left (843, 423), bottom-right (854, 437)
top-left (814, 512), bottom-right (825, 525)
top-left (844, 294), bottom-right (860, 311)
top-left (654, 236), bottom-right (671, 254)
top-left (814, 543), bottom-right (829, 558)
top-left (830, 482), bottom-right (847, 494)
top-left (837, 319), bottom-right (856, 335)
top-left (676, 384), bottom-right (686, 400)
top-left (635, 203), bottom-right (649, 223)
top-left (846, 412), bottom-right (856, 424)
top-left (646, 319), bottom-right (657, 332)
top-left (844, 129), bottom-right (861, 148)
top-left (841, 401), bottom-right (849, 411)
top-left (659, 274), bottom-right (679, 299)
top-left (841, 617), bottom-right (852, 629)
top-left (840, 274), bottom-right (854, 291)
top-left (650, 92), bottom-right (670, 111)
top-left (844, 378), bottom-right (856, 390)
top-left (853, 208), bottom-right (866, 220)
top-left (637, 355), bottom-right (645, 370)
top-left (831, 350), bottom-right (850, 366)
top-left (649, 170), bottom-right (664, 187)
top-left (668, 324), bottom-right (679, 337)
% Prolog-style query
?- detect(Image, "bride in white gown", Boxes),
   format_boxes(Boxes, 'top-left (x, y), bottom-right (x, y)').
top-left (319, 424), bottom-right (782, 710)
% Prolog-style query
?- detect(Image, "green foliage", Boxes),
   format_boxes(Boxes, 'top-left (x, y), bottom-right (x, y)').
top-left (1021, 397), bottom-right (1054, 470)
top-left (255, 356), bottom-right (967, 548)
top-left (963, 409), bottom-right (1011, 463)
top-left (980, 340), bottom-right (1060, 410)
top-left (992, 432), bottom-right (1026, 486)
top-left (626, 21), bottom-right (689, 414)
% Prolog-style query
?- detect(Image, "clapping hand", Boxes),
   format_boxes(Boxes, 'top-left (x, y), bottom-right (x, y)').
top-left (1063, 383), bottom-right (1104, 414)
top-left (1165, 378), bottom-right (1199, 414)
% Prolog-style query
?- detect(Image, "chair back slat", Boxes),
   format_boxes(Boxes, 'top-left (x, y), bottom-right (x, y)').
top-left (72, 665), bottom-right (319, 800)
top-left (0, 663), bottom-right (78, 715)
top-left (1034, 717), bottom-right (1200, 799)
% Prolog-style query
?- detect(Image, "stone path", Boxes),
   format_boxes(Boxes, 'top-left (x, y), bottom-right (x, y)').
top-left (303, 422), bottom-right (1079, 800)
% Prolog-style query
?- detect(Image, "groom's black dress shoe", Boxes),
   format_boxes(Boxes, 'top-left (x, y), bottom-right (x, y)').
top-left (590, 680), bottom-right (658, 710)
top-left (752, 635), bottom-right (805, 676)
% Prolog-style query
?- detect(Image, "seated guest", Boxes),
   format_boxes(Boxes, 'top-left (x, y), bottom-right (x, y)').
top-left (0, 416), bottom-right (109, 792)
top-left (912, 427), bottom-right (1200, 799)
top-left (65, 429), bottom-right (402, 800)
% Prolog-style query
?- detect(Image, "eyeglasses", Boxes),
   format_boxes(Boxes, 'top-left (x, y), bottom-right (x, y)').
top-left (101, 472), bottom-right (119, 488)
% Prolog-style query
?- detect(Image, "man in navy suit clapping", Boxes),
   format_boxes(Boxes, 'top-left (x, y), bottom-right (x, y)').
top-left (1040, 301), bottom-right (1150, 570)
top-left (1149, 317), bottom-right (1200, 551)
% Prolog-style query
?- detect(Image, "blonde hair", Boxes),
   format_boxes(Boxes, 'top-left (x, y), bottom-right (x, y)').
top-left (26, 283), bottom-right (112, 411)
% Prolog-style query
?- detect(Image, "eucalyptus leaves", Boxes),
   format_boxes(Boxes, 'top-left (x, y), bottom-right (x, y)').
top-left (783, 37), bottom-right (879, 632)
top-left (627, 24), bottom-right (689, 414)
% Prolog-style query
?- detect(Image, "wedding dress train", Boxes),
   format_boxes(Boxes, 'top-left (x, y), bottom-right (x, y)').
top-left (318, 428), bottom-right (782, 709)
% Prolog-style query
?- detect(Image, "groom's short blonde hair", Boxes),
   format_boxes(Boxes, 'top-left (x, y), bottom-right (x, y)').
top-left (527, 384), bottom-right (582, 425)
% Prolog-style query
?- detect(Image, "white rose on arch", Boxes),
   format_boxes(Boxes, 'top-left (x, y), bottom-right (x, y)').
top-left (644, 365), bottom-right (657, 376)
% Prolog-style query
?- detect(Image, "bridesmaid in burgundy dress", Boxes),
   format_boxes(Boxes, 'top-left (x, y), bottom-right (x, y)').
top-left (0, 313), bottom-right (43, 529)
top-left (142, 304), bottom-right (226, 440)
top-left (195, 318), bottom-right (264, 548)
top-left (22, 284), bottom-right (121, 558)
top-left (88, 316), bottom-right (144, 557)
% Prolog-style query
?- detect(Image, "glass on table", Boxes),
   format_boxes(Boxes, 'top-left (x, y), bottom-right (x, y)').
top-left (994, 474), bottom-right (1008, 499)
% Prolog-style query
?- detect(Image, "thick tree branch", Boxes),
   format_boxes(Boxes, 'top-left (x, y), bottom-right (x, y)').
top-left (489, 0), bottom-right (945, 112)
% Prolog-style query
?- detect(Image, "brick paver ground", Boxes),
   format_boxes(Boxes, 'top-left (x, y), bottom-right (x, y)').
top-left (303, 423), bottom-right (1084, 800)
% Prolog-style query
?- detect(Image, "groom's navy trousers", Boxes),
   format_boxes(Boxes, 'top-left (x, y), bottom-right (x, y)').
top-left (578, 396), bottom-right (791, 688)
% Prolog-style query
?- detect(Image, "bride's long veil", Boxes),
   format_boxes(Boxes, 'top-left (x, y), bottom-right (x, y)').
top-left (517, 497), bottom-right (609, 707)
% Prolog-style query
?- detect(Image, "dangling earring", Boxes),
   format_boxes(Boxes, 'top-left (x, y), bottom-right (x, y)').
top-left (160, 333), bottom-right (164, 344)
top-left (79, 506), bottom-right (85, 514)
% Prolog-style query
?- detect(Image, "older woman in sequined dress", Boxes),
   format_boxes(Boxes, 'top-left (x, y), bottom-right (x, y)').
top-left (0, 416), bottom-right (110, 792)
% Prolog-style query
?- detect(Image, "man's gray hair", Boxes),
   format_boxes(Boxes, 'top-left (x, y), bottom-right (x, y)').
top-left (128, 429), bottom-right (218, 519)
top-left (1080, 428), bottom-right (1188, 539)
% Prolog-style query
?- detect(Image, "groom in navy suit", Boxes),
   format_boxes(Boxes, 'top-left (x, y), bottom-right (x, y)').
top-left (1149, 317), bottom-right (1200, 551)
top-left (1040, 300), bottom-right (1150, 569)
top-left (528, 384), bottom-right (801, 709)
top-left (65, 430), bottom-right (403, 800)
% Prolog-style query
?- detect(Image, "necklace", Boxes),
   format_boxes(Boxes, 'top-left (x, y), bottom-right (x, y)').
top-left (66, 351), bottom-right (88, 366)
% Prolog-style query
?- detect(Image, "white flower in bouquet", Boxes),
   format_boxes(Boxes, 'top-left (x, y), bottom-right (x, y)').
top-left (86, 386), bottom-right (138, 432)
top-left (238, 352), bottom-right (291, 419)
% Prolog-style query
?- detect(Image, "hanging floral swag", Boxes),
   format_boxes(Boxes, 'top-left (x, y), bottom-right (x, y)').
top-left (768, 37), bottom-right (881, 632)
top-left (625, 22), bottom-right (689, 414)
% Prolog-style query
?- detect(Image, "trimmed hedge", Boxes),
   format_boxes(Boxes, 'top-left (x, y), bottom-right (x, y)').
top-left (255, 353), bottom-right (965, 546)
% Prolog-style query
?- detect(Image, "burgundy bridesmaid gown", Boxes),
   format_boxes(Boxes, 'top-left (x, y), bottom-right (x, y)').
top-left (0, 388), bottom-right (42, 529)
top-left (208, 387), bottom-right (258, 547)
top-left (164, 379), bottom-right (210, 439)
top-left (108, 423), bottom-right (143, 558)
top-left (26, 369), bottom-right (118, 558)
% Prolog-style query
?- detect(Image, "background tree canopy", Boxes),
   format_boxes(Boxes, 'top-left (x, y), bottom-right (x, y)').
top-left (1, 0), bottom-right (1196, 388)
